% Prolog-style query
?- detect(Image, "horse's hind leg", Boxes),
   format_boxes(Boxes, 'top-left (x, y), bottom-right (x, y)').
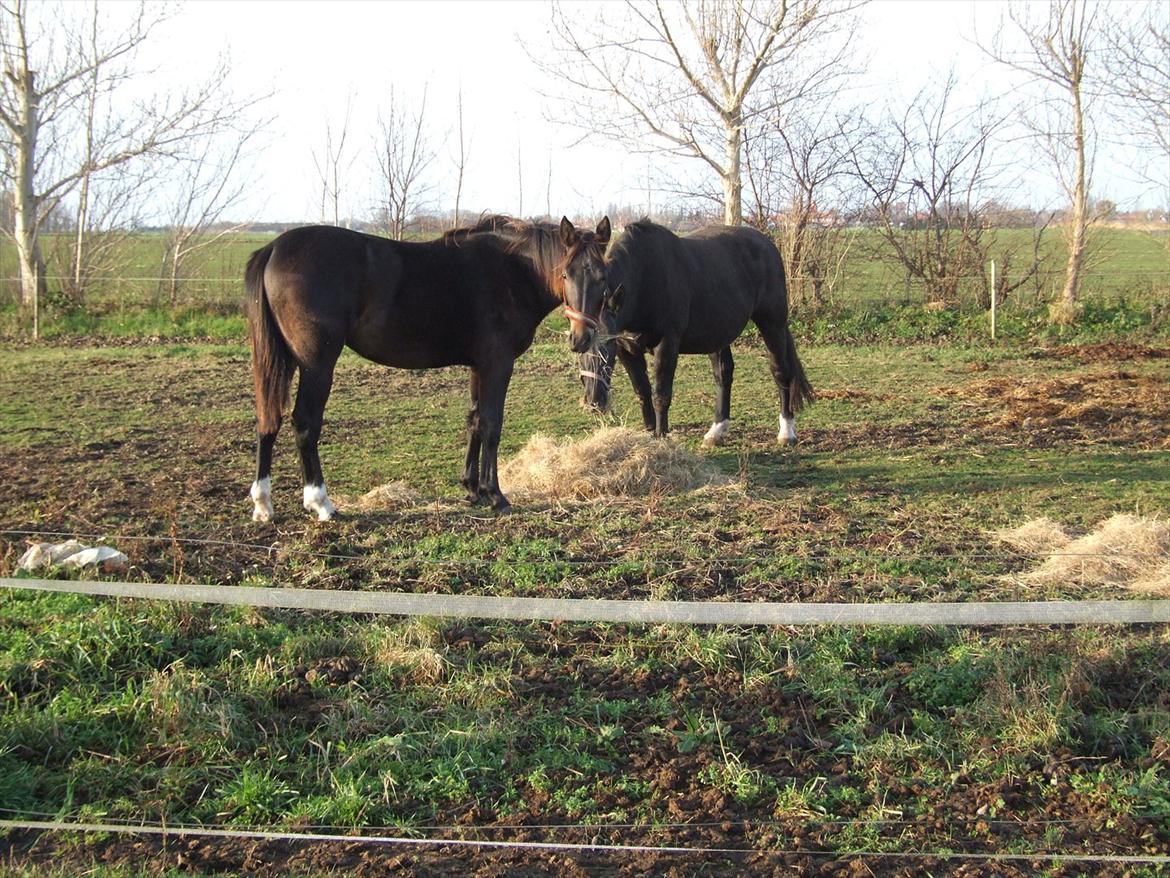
top-left (461, 372), bottom-right (484, 504)
top-left (251, 430), bottom-right (278, 522)
top-left (756, 317), bottom-right (799, 445)
top-left (702, 347), bottom-right (734, 447)
top-left (292, 362), bottom-right (338, 520)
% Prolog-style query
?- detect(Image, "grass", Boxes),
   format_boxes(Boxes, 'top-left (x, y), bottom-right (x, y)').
top-left (0, 331), bottom-right (1167, 874)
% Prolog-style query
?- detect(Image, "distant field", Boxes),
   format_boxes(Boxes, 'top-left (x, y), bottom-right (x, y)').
top-left (2, 224), bottom-right (1166, 319)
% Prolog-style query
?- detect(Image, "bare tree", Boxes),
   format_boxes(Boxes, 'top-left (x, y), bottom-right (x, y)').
top-left (373, 85), bottom-right (434, 240)
top-left (0, 0), bottom-right (239, 335)
top-left (158, 121), bottom-right (264, 306)
top-left (54, 160), bottom-right (153, 308)
top-left (980, 0), bottom-right (1099, 322)
top-left (1099, 1), bottom-right (1169, 212)
top-left (744, 103), bottom-right (862, 308)
top-left (540, 0), bottom-right (862, 226)
top-left (312, 95), bottom-right (355, 227)
top-left (450, 85), bottom-right (470, 227)
top-left (852, 76), bottom-right (1045, 307)
top-left (515, 137), bottom-right (523, 218)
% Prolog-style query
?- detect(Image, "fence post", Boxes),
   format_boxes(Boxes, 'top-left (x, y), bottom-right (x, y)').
top-left (989, 260), bottom-right (997, 341)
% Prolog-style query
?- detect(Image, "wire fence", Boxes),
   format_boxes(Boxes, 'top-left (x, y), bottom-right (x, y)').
top-left (2, 261), bottom-right (1168, 314)
top-left (0, 817), bottom-right (1166, 866)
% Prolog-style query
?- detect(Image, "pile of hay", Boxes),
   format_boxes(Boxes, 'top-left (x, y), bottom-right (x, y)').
top-left (499, 426), bottom-right (728, 501)
top-left (335, 480), bottom-right (420, 513)
top-left (996, 513), bottom-right (1170, 594)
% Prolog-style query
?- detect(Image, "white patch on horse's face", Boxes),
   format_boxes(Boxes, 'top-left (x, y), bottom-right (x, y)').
top-left (303, 483), bottom-right (336, 521)
top-left (702, 419), bottom-right (730, 447)
top-left (777, 414), bottom-right (797, 446)
top-left (250, 478), bottom-right (274, 523)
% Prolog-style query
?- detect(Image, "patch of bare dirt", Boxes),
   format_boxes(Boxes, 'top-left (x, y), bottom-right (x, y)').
top-left (940, 369), bottom-right (1170, 449)
top-left (1035, 342), bottom-right (1170, 363)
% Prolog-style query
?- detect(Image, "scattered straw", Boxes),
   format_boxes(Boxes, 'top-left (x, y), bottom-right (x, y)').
top-left (335, 481), bottom-right (420, 513)
top-left (499, 426), bottom-right (729, 501)
top-left (1003, 513), bottom-right (1170, 595)
top-left (994, 518), bottom-right (1071, 555)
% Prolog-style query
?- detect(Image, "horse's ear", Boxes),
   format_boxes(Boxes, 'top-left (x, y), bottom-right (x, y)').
top-left (559, 216), bottom-right (576, 247)
top-left (605, 283), bottom-right (625, 314)
top-left (596, 216), bottom-right (611, 245)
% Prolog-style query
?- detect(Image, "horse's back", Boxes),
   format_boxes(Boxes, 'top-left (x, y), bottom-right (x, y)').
top-left (642, 225), bottom-right (783, 352)
top-left (257, 226), bottom-right (550, 370)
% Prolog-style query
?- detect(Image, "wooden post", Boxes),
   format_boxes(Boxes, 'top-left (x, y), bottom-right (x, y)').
top-left (989, 260), bottom-right (997, 341)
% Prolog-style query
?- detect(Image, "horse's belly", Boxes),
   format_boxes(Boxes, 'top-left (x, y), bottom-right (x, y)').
top-left (678, 323), bottom-right (744, 354)
top-left (346, 324), bottom-right (468, 369)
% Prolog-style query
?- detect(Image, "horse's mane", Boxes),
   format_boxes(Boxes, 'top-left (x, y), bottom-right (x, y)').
top-left (442, 213), bottom-right (606, 300)
top-left (607, 218), bottom-right (669, 262)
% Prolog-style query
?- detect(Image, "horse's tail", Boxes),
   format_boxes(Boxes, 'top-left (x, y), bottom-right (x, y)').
top-left (783, 327), bottom-right (815, 412)
top-left (245, 244), bottom-right (294, 435)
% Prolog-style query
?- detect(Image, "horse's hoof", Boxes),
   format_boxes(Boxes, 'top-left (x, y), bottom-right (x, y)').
top-left (250, 479), bottom-right (274, 522)
top-left (777, 415), bottom-right (797, 446)
top-left (702, 420), bottom-right (729, 447)
top-left (303, 484), bottom-right (336, 520)
top-left (493, 501), bottom-right (513, 514)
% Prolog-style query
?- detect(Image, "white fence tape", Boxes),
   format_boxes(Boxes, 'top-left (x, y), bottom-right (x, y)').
top-left (3, 578), bottom-right (1169, 626)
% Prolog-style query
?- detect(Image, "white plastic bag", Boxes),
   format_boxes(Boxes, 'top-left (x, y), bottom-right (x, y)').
top-left (17, 541), bottom-right (128, 573)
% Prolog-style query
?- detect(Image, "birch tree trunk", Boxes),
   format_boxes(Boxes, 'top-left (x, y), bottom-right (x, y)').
top-left (11, 65), bottom-right (45, 316)
top-left (1060, 72), bottom-right (1087, 310)
top-left (722, 108), bottom-right (743, 225)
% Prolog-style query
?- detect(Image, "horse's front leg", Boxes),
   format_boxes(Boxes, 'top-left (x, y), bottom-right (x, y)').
top-left (617, 345), bottom-right (655, 432)
top-left (461, 372), bottom-right (484, 504)
top-left (651, 337), bottom-right (680, 438)
top-left (474, 361), bottom-right (514, 512)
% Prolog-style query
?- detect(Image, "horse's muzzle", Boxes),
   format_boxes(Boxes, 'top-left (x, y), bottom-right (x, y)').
top-left (570, 328), bottom-right (595, 353)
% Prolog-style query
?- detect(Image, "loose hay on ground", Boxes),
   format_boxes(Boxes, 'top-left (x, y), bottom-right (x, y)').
top-left (994, 518), bottom-right (1071, 554)
top-left (499, 426), bottom-right (730, 501)
top-left (335, 481), bottom-right (420, 513)
top-left (1000, 513), bottom-right (1170, 595)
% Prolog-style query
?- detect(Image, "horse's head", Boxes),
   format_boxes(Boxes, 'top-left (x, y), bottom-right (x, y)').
top-left (558, 216), bottom-right (611, 354)
top-left (577, 315), bottom-right (616, 413)
top-left (577, 279), bottom-right (625, 413)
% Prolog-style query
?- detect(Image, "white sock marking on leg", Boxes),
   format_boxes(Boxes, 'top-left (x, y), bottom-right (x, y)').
top-left (250, 477), bottom-right (274, 523)
top-left (777, 414), bottom-right (797, 446)
top-left (702, 419), bottom-right (730, 446)
top-left (303, 483), bottom-right (336, 521)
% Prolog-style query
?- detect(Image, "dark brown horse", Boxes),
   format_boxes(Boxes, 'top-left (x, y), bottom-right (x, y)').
top-left (245, 218), bottom-right (609, 520)
top-left (573, 221), bottom-right (814, 446)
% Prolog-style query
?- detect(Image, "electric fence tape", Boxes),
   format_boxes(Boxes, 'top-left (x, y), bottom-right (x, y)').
top-left (3, 578), bottom-right (1169, 626)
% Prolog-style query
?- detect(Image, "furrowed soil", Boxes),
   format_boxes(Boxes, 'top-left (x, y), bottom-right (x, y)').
top-left (0, 337), bottom-right (1168, 877)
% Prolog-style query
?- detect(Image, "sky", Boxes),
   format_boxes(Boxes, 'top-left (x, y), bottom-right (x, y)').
top-left (132, 0), bottom-right (1164, 224)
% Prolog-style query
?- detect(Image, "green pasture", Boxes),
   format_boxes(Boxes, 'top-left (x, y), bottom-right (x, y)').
top-left (0, 333), bottom-right (1167, 874)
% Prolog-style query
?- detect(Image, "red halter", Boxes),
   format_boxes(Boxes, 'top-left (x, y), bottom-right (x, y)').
top-left (563, 302), bottom-right (600, 331)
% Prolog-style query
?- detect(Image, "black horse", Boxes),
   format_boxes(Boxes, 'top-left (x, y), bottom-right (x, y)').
top-left (572, 221), bottom-right (814, 446)
top-left (245, 218), bottom-right (609, 520)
